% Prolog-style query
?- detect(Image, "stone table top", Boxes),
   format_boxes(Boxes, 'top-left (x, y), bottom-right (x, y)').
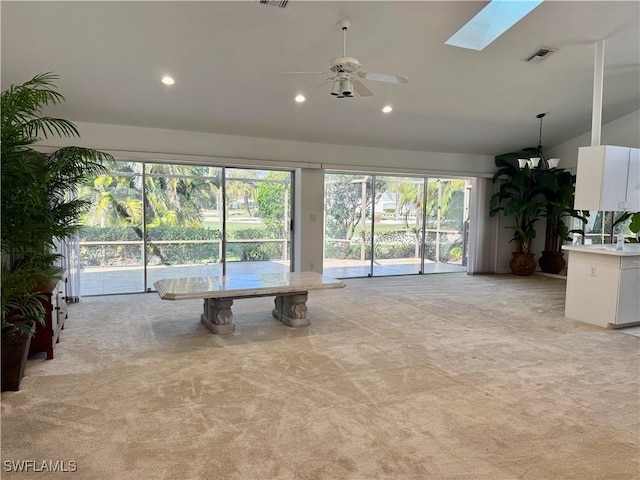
top-left (154, 271), bottom-right (346, 300)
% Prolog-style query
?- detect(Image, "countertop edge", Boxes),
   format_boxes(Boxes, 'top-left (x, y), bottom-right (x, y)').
top-left (562, 245), bottom-right (640, 256)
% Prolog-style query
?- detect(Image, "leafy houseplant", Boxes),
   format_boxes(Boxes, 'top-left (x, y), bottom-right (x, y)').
top-left (627, 212), bottom-right (640, 242)
top-left (0, 267), bottom-right (52, 391)
top-left (612, 211), bottom-right (640, 243)
top-left (536, 168), bottom-right (589, 274)
top-left (490, 152), bottom-right (545, 276)
top-left (1, 72), bottom-right (112, 390)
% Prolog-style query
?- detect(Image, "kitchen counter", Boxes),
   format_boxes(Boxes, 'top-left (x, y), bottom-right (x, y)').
top-left (563, 244), bottom-right (640, 328)
top-left (563, 243), bottom-right (640, 257)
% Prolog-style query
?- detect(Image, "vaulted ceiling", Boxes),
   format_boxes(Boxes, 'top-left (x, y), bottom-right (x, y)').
top-left (2, 1), bottom-right (639, 156)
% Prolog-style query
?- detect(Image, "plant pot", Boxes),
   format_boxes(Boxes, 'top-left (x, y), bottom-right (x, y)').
top-left (1, 327), bottom-right (35, 392)
top-left (509, 252), bottom-right (536, 276)
top-left (539, 251), bottom-right (566, 274)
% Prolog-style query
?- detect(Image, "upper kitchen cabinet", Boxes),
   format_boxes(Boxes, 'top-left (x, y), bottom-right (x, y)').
top-left (574, 145), bottom-right (640, 211)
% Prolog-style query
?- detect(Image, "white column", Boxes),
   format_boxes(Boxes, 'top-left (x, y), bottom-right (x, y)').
top-left (293, 168), bottom-right (325, 273)
top-left (591, 39), bottom-right (605, 147)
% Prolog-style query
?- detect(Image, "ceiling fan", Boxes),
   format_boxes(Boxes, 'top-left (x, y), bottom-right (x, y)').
top-left (285, 19), bottom-right (408, 99)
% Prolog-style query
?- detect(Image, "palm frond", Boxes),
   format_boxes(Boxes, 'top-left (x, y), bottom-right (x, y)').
top-left (0, 72), bottom-right (74, 140)
top-left (2, 73), bottom-right (113, 337)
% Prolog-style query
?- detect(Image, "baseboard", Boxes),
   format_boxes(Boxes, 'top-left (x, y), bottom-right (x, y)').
top-left (535, 272), bottom-right (567, 280)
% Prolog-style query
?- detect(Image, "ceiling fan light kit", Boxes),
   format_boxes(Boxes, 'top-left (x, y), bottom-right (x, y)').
top-left (258, 0), bottom-right (288, 9)
top-left (330, 80), bottom-right (341, 96)
top-left (339, 78), bottom-right (353, 97)
top-left (285, 19), bottom-right (408, 101)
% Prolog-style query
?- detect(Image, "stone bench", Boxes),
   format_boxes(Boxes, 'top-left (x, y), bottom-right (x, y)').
top-left (154, 271), bottom-right (346, 334)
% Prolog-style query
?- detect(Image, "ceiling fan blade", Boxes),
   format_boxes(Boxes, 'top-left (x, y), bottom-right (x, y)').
top-left (304, 77), bottom-right (332, 94)
top-left (352, 78), bottom-right (373, 97)
top-left (359, 71), bottom-right (409, 84)
top-left (283, 71), bottom-right (331, 75)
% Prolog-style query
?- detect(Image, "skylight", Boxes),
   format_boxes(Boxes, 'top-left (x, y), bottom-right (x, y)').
top-left (445, 0), bottom-right (544, 51)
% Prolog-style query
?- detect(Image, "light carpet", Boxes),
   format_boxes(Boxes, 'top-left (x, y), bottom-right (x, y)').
top-left (1, 273), bottom-right (638, 479)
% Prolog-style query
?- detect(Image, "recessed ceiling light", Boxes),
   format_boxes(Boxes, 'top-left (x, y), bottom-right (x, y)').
top-left (161, 76), bottom-right (175, 85)
top-left (295, 94), bottom-right (306, 103)
top-left (382, 105), bottom-right (393, 113)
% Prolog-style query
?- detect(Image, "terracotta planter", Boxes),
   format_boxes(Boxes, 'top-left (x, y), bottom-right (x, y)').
top-left (539, 251), bottom-right (566, 274)
top-left (1, 330), bottom-right (33, 391)
top-left (509, 252), bottom-right (536, 276)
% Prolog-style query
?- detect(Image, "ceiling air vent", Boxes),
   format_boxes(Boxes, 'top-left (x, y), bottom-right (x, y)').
top-left (259, 0), bottom-right (288, 8)
top-left (525, 46), bottom-right (557, 63)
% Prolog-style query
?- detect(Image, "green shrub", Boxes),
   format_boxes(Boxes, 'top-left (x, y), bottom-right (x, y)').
top-left (80, 226), bottom-right (221, 242)
top-left (444, 245), bottom-right (463, 263)
top-left (80, 226), bottom-right (221, 266)
top-left (374, 243), bottom-right (415, 259)
top-left (325, 241), bottom-right (361, 260)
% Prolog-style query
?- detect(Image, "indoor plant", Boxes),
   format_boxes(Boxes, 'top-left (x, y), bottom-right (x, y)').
top-left (627, 212), bottom-right (640, 242)
top-left (1, 72), bottom-right (112, 390)
top-left (0, 268), bottom-right (50, 391)
top-left (490, 152), bottom-right (544, 276)
top-left (612, 211), bottom-right (640, 243)
top-left (536, 168), bottom-right (589, 274)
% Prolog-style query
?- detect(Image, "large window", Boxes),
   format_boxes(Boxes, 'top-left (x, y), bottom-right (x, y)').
top-left (78, 160), bottom-right (145, 294)
top-left (144, 163), bottom-right (222, 287)
top-left (579, 210), bottom-right (634, 245)
top-left (224, 168), bottom-right (292, 275)
top-left (372, 176), bottom-right (424, 276)
top-left (78, 160), bottom-right (292, 295)
top-left (323, 172), bottom-right (470, 278)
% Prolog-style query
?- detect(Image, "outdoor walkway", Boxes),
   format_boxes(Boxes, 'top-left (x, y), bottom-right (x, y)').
top-left (80, 259), bottom-right (467, 296)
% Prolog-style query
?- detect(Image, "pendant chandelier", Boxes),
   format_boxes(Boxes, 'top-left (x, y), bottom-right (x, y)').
top-left (518, 113), bottom-right (560, 169)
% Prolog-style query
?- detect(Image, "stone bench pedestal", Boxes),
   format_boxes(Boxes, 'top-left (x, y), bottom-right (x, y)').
top-left (201, 298), bottom-right (235, 334)
top-left (272, 293), bottom-right (309, 327)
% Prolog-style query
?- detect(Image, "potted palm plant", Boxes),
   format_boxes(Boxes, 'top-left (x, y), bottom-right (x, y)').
top-left (1, 72), bottom-right (112, 390)
top-left (490, 153), bottom-right (544, 276)
top-left (0, 266), bottom-right (59, 390)
top-left (536, 168), bottom-right (589, 274)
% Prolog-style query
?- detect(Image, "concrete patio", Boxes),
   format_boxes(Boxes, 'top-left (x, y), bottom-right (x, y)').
top-left (79, 259), bottom-right (467, 296)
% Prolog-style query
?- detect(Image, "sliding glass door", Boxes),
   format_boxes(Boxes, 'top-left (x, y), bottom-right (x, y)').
top-left (323, 174), bottom-right (374, 278)
top-left (372, 176), bottom-right (424, 276)
top-left (78, 160), bottom-right (292, 295)
top-left (323, 172), bottom-right (470, 279)
top-left (424, 178), bottom-right (469, 271)
top-left (224, 168), bottom-right (292, 275)
top-left (77, 160), bottom-right (145, 295)
top-left (144, 163), bottom-right (222, 287)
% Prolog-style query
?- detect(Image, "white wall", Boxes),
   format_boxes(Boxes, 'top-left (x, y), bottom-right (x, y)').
top-left (40, 122), bottom-right (496, 177)
top-left (294, 169), bottom-right (325, 273)
top-left (546, 110), bottom-right (640, 168)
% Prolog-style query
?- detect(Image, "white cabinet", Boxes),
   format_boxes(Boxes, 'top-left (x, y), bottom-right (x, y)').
top-left (574, 145), bottom-right (640, 211)
top-left (564, 245), bottom-right (640, 328)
